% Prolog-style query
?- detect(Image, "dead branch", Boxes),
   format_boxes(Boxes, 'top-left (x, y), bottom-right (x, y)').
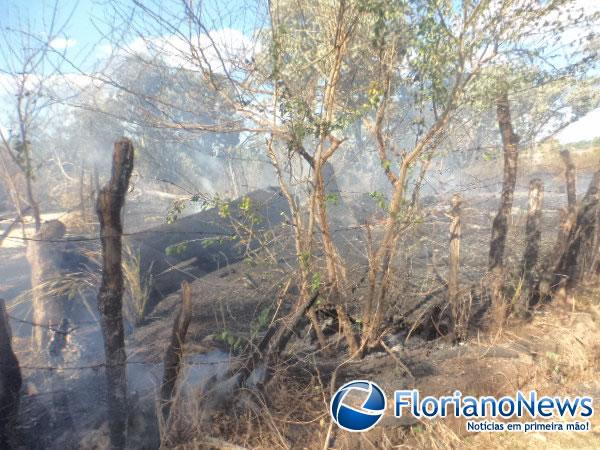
top-left (0, 205), bottom-right (31, 246)
top-left (236, 289), bottom-right (321, 388)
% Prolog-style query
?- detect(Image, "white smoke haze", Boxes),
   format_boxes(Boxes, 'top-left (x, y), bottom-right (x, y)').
top-left (0, 1), bottom-right (600, 449)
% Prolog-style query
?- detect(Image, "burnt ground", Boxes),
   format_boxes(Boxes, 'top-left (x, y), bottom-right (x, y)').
top-left (1, 160), bottom-right (599, 448)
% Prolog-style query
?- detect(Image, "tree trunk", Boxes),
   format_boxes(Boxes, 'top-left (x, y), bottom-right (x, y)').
top-left (314, 159), bottom-right (358, 354)
top-left (27, 220), bottom-right (68, 350)
top-left (489, 89), bottom-right (519, 271)
top-left (226, 148), bottom-right (239, 198)
top-left (0, 298), bottom-right (22, 449)
top-left (0, 155), bottom-right (28, 238)
top-left (161, 281), bottom-right (193, 424)
top-left (96, 138), bottom-right (134, 450)
top-left (20, 140), bottom-right (41, 232)
top-left (79, 161), bottom-right (86, 224)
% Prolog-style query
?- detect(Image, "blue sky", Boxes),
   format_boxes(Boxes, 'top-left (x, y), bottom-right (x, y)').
top-left (1, 0), bottom-right (265, 69)
top-left (2, 0), bottom-right (103, 50)
top-left (1, 0), bottom-right (598, 144)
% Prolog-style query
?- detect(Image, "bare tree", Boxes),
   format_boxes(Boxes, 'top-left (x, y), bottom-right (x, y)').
top-left (0, 1), bottom-right (74, 231)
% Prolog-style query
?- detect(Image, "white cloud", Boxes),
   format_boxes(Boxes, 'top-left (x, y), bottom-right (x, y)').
top-left (122, 28), bottom-right (259, 73)
top-left (557, 108), bottom-right (600, 144)
top-left (49, 37), bottom-right (78, 50)
top-left (97, 43), bottom-right (114, 58)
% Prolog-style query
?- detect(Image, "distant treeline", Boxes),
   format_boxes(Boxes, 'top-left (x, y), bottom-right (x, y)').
top-left (564, 136), bottom-right (600, 151)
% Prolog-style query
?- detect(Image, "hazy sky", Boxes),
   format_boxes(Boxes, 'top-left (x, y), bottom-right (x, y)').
top-left (557, 109), bottom-right (600, 144)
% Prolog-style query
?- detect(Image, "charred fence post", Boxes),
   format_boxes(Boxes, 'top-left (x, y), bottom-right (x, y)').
top-left (96, 138), bottom-right (134, 450)
top-left (161, 281), bottom-right (193, 425)
top-left (0, 299), bottom-right (22, 449)
top-left (448, 194), bottom-right (465, 340)
top-left (522, 179), bottom-right (544, 306)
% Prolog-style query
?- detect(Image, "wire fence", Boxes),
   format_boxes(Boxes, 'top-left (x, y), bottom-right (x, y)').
top-left (1, 151), bottom-right (598, 382)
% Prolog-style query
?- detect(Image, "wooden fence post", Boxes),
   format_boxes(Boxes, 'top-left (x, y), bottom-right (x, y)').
top-left (557, 149), bottom-right (578, 251)
top-left (448, 194), bottom-right (465, 339)
top-left (522, 179), bottom-right (544, 305)
top-left (161, 281), bottom-right (193, 425)
top-left (560, 149), bottom-right (576, 213)
top-left (96, 138), bottom-right (134, 450)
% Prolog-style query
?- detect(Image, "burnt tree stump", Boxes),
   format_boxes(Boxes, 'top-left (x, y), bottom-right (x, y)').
top-left (96, 138), bottom-right (134, 450)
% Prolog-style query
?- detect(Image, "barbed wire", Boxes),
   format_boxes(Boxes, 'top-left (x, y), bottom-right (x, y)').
top-left (6, 314), bottom-right (98, 334)
top-left (8, 357), bottom-right (245, 372)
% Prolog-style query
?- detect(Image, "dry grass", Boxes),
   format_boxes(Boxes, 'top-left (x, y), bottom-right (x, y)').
top-left (163, 280), bottom-right (600, 450)
top-left (122, 243), bottom-right (153, 325)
